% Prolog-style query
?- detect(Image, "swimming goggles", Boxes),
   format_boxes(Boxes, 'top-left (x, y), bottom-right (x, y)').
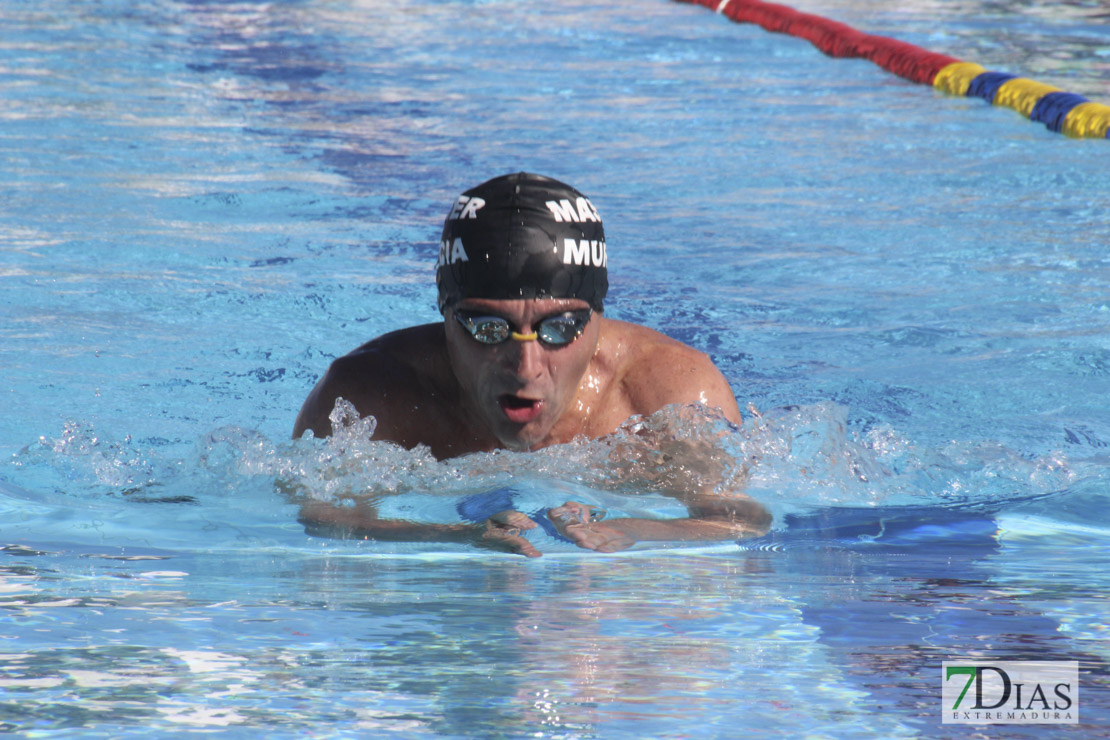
top-left (453, 308), bottom-right (592, 346)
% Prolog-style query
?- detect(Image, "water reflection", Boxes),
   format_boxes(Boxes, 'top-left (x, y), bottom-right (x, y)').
top-left (3, 0), bottom-right (1109, 734)
top-left (3, 491), bottom-right (1107, 734)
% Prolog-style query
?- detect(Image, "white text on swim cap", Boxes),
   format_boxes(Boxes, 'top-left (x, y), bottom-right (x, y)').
top-left (563, 238), bottom-right (607, 268)
top-left (437, 238), bottom-right (469, 267)
top-left (545, 198), bottom-right (600, 223)
top-left (447, 195), bottom-right (485, 220)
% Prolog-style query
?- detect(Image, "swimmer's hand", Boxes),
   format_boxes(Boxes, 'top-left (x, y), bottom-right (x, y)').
top-left (548, 501), bottom-right (636, 553)
top-left (477, 509), bottom-right (542, 558)
top-left (479, 512), bottom-right (543, 559)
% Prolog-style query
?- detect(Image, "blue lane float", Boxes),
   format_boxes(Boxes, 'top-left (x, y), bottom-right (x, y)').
top-left (1031, 92), bottom-right (1093, 134)
top-left (965, 71), bottom-right (1019, 103)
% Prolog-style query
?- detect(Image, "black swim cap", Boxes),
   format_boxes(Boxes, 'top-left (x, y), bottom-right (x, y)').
top-left (436, 172), bottom-right (608, 312)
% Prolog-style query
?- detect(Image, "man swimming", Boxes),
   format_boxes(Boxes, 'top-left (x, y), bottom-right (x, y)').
top-left (294, 172), bottom-right (770, 556)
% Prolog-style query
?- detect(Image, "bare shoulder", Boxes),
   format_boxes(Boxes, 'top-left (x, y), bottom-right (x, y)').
top-left (598, 319), bottom-right (741, 423)
top-left (293, 324), bottom-right (454, 440)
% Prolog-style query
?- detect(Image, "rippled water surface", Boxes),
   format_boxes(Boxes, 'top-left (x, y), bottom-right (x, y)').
top-left (2, 0), bottom-right (1108, 736)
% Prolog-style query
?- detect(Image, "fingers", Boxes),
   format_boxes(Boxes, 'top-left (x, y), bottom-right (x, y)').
top-left (548, 501), bottom-right (606, 527)
top-left (478, 524), bottom-right (542, 558)
top-left (546, 501), bottom-right (634, 553)
top-left (489, 509), bottom-right (538, 531)
top-left (549, 500), bottom-right (598, 531)
top-left (476, 510), bottom-right (542, 558)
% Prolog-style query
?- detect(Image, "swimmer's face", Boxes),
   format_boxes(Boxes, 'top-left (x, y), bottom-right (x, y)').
top-left (445, 298), bottom-right (600, 451)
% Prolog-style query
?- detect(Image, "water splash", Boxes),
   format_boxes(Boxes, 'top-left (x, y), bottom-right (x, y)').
top-left (9, 421), bottom-right (173, 502)
top-left (737, 402), bottom-right (1080, 517)
top-left (5, 399), bottom-right (1086, 532)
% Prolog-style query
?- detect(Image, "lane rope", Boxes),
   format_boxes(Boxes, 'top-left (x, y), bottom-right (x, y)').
top-left (676, 0), bottom-right (1110, 139)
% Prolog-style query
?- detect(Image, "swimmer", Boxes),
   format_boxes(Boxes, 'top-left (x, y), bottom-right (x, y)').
top-left (294, 172), bottom-right (771, 556)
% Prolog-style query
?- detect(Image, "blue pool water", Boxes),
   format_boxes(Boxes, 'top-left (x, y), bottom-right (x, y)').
top-left (2, 0), bottom-right (1108, 735)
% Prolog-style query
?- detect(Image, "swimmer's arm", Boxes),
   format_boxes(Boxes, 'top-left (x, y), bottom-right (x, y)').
top-left (550, 494), bottom-right (771, 553)
top-left (298, 500), bottom-right (544, 558)
top-left (624, 492), bottom-right (770, 538)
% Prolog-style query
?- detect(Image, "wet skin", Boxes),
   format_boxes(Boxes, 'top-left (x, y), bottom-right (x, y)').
top-left (443, 297), bottom-right (601, 452)
top-left (293, 298), bottom-right (771, 556)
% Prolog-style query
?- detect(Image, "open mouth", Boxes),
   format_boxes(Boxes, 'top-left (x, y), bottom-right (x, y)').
top-left (498, 394), bottom-right (543, 424)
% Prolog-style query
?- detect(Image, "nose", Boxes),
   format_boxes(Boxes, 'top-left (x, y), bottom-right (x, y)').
top-left (506, 334), bottom-right (545, 379)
